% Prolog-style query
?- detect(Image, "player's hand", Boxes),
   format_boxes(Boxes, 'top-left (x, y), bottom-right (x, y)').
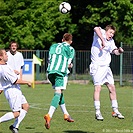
top-left (118, 47), bottom-right (124, 53)
top-left (27, 82), bottom-right (31, 87)
top-left (68, 63), bottom-right (73, 68)
top-left (0, 90), bottom-right (3, 94)
top-left (14, 70), bottom-right (20, 75)
top-left (100, 40), bottom-right (106, 50)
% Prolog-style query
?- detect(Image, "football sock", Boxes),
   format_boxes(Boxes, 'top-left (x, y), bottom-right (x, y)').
top-left (60, 104), bottom-right (69, 115)
top-left (48, 106), bottom-right (56, 118)
top-left (13, 109), bottom-right (27, 128)
top-left (59, 94), bottom-right (69, 115)
top-left (50, 92), bottom-right (61, 108)
top-left (59, 93), bottom-right (65, 105)
top-left (94, 101), bottom-right (100, 114)
top-left (48, 93), bottom-right (61, 118)
top-left (111, 100), bottom-right (118, 113)
top-left (0, 112), bottom-right (14, 123)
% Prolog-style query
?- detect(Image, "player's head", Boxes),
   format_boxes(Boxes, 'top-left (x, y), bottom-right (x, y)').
top-left (62, 33), bottom-right (73, 44)
top-left (9, 41), bottom-right (19, 54)
top-left (105, 25), bottom-right (116, 41)
top-left (0, 49), bottom-right (8, 63)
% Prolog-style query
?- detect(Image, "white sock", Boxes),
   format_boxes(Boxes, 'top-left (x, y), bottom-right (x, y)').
top-left (0, 112), bottom-right (14, 123)
top-left (112, 100), bottom-right (118, 113)
top-left (48, 106), bottom-right (56, 118)
top-left (13, 109), bottom-right (27, 128)
top-left (60, 104), bottom-right (69, 115)
top-left (94, 101), bottom-right (100, 114)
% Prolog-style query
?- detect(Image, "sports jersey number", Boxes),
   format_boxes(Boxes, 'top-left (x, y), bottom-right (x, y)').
top-left (55, 44), bottom-right (62, 54)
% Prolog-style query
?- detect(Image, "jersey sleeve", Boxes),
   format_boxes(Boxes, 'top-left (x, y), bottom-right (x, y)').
top-left (20, 53), bottom-right (24, 68)
top-left (0, 83), bottom-right (3, 90)
top-left (109, 40), bottom-right (117, 53)
top-left (68, 46), bottom-right (75, 64)
top-left (6, 66), bottom-right (18, 84)
top-left (70, 46), bottom-right (75, 59)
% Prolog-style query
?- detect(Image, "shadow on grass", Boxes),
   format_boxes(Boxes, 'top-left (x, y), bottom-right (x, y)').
top-left (0, 109), bottom-right (11, 112)
top-left (25, 127), bottom-right (43, 133)
top-left (34, 132), bottom-right (44, 133)
top-left (25, 127), bottom-right (35, 129)
top-left (64, 130), bottom-right (94, 133)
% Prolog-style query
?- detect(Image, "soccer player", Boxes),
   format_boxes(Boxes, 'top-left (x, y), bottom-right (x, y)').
top-left (0, 49), bottom-right (31, 133)
top-left (6, 41), bottom-right (30, 132)
top-left (90, 25), bottom-right (124, 121)
top-left (44, 33), bottom-right (75, 129)
top-left (7, 41), bottom-right (24, 79)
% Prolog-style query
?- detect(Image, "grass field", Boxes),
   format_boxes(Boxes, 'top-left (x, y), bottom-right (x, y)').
top-left (0, 82), bottom-right (132, 133)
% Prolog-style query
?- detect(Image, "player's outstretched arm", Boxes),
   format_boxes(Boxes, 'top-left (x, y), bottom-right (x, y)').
top-left (15, 79), bottom-right (31, 87)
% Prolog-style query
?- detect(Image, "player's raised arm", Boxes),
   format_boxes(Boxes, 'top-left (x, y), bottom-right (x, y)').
top-left (94, 27), bottom-right (106, 49)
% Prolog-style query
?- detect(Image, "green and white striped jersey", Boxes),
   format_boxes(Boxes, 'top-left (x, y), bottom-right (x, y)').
top-left (47, 42), bottom-right (75, 76)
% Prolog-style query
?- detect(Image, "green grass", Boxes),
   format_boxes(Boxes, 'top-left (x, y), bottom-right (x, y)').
top-left (0, 83), bottom-right (132, 133)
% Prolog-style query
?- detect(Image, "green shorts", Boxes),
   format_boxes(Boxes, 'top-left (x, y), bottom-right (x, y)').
top-left (48, 73), bottom-right (68, 90)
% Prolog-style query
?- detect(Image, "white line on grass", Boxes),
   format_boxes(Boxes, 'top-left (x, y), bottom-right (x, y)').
top-left (29, 102), bottom-right (132, 113)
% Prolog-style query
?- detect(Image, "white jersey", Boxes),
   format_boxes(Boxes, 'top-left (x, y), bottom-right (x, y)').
top-left (0, 64), bottom-right (27, 111)
top-left (0, 64), bottom-right (20, 91)
top-left (91, 28), bottom-right (117, 66)
top-left (7, 51), bottom-right (24, 79)
top-left (0, 81), bottom-right (2, 91)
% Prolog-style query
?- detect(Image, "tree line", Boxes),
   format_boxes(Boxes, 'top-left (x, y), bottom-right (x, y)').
top-left (0, 0), bottom-right (132, 50)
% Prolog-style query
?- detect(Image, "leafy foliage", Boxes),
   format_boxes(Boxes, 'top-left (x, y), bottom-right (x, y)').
top-left (0, 0), bottom-right (77, 49)
top-left (0, 0), bottom-right (133, 49)
top-left (78, 0), bottom-right (133, 45)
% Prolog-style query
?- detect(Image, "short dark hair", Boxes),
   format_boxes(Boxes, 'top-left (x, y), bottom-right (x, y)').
top-left (9, 41), bottom-right (19, 48)
top-left (63, 33), bottom-right (73, 41)
top-left (105, 25), bottom-right (116, 32)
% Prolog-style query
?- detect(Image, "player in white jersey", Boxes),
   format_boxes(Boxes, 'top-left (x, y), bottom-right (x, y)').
top-left (6, 41), bottom-right (30, 131)
top-left (44, 33), bottom-right (75, 129)
top-left (6, 42), bottom-right (30, 132)
top-left (7, 41), bottom-right (24, 79)
top-left (90, 25), bottom-right (124, 121)
top-left (0, 49), bottom-right (31, 133)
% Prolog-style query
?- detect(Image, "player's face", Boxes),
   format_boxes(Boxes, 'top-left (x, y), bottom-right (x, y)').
top-left (2, 50), bottom-right (8, 63)
top-left (106, 29), bottom-right (115, 41)
top-left (10, 43), bottom-right (18, 53)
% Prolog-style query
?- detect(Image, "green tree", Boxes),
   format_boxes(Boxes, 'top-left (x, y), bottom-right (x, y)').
top-left (78, 0), bottom-right (133, 45)
top-left (0, 0), bottom-right (133, 50)
top-left (0, 0), bottom-right (77, 49)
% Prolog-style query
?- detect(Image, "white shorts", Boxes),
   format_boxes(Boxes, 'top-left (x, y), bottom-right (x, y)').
top-left (4, 88), bottom-right (27, 112)
top-left (90, 64), bottom-right (114, 85)
top-left (62, 75), bottom-right (68, 90)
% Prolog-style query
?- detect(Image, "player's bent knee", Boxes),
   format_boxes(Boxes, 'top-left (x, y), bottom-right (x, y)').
top-left (22, 103), bottom-right (30, 111)
top-left (13, 111), bottom-right (20, 118)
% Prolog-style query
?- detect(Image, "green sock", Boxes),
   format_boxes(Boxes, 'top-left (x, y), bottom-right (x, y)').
top-left (50, 93), bottom-right (61, 108)
top-left (59, 93), bottom-right (65, 105)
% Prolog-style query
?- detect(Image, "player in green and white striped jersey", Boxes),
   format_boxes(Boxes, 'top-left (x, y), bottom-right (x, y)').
top-left (44, 33), bottom-right (75, 129)
top-left (47, 44), bottom-right (73, 76)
